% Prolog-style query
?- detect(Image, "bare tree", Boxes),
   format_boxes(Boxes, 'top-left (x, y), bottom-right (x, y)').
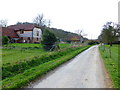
top-left (47, 20), bottom-right (51, 27)
top-left (33, 14), bottom-right (52, 28)
top-left (0, 19), bottom-right (7, 27)
top-left (33, 14), bottom-right (46, 27)
top-left (75, 29), bottom-right (87, 43)
top-left (76, 29), bottom-right (87, 36)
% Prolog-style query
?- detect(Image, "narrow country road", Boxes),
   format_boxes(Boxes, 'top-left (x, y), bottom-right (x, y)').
top-left (28, 45), bottom-right (112, 88)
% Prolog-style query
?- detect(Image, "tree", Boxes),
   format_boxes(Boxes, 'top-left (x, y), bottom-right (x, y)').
top-left (2, 36), bottom-right (9, 45)
top-left (33, 14), bottom-right (46, 27)
top-left (33, 14), bottom-right (51, 28)
top-left (116, 24), bottom-right (120, 40)
top-left (16, 22), bottom-right (23, 25)
top-left (75, 29), bottom-right (87, 43)
top-left (101, 22), bottom-right (118, 46)
top-left (47, 20), bottom-right (51, 27)
top-left (0, 19), bottom-right (7, 27)
top-left (41, 29), bottom-right (57, 51)
top-left (99, 22), bottom-right (119, 58)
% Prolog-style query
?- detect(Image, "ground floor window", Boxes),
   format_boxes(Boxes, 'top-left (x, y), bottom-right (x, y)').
top-left (21, 37), bottom-right (23, 40)
top-left (28, 37), bottom-right (30, 40)
top-left (37, 38), bottom-right (39, 41)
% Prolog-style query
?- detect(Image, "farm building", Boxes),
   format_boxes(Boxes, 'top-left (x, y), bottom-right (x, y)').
top-left (2, 24), bottom-right (42, 43)
top-left (1, 27), bottom-right (19, 43)
top-left (66, 35), bottom-right (84, 44)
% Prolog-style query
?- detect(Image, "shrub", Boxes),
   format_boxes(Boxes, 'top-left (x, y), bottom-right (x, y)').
top-left (41, 29), bottom-right (57, 51)
top-left (88, 41), bottom-right (99, 45)
top-left (2, 36), bottom-right (9, 45)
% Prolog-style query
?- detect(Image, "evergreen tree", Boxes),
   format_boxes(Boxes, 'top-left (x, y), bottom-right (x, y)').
top-left (2, 36), bottom-right (9, 45)
top-left (41, 29), bottom-right (57, 51)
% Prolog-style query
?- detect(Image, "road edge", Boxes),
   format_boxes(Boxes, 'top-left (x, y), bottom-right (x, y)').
top-left (98, 46), bottom-right (114, 88)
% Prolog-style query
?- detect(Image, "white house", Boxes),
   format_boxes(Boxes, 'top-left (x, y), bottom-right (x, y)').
top-left (8, 24), bottom-right (42, 43)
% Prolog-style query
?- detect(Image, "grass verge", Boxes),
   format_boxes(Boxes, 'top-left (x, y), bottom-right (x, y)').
top-left (2, 45), bottom-right (91, 89)
top-left (99, 45), bottom-right (119, 88)
top-left (2, 46), bottom-right (85, 80)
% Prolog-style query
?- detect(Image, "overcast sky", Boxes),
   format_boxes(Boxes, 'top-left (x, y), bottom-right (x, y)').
top-left (0, 0), bottom-right (119, 39)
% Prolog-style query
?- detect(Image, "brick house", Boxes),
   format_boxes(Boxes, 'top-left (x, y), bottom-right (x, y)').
top-left (6, 24), bottom-right (42, 43)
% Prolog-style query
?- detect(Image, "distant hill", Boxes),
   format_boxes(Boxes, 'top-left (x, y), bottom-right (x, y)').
top-left (46, 27), bottom-right (81, 41)
top-left (10, 22), bottom-right (88, 41)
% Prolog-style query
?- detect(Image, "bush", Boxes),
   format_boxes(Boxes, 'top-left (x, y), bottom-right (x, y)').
top-left (88, 41), bottom-right (99, 45)
top-left (2, 36), bottom-right (9, 45)
top-left (41, 29), bottom-right (57, 51)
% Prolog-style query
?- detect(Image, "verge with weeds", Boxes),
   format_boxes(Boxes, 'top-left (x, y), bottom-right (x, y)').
top-left (2, 45), bottom-right (91, 89)
top-left (99, 45), bottom-right (119, 88)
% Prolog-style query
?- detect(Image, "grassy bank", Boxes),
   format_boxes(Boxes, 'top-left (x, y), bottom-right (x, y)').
top-left (2, 43), bottom-right (71, 65)
top-left (99, 45), bottom-right (119, 88)
top-left (2, 43), bottom-right (91, 89)
top-left (2, 46), bottom-right (86, 80)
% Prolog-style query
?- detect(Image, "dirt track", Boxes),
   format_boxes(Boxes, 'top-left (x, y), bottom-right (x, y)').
top-left (28, 45), bottom-right (113, 88)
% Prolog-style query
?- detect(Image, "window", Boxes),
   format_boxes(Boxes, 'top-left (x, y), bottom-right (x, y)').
top-left (37, 38), bottom-right (39, 41)
top-left (21, 37), bottom-right (23, 40)
top-left (28, 37), bottom-right (30, 40)
top-left (36, 31), bottom-right (39, 36)
top-left (20, 30), bottom-right (24, 34)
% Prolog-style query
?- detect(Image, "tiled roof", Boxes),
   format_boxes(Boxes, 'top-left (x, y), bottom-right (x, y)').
top-left (2, 27), bottom-right (18, 38)
top-left (67, 35), bottom-right (81, 41)
top-left (8, 24), bottom-right (39, 30)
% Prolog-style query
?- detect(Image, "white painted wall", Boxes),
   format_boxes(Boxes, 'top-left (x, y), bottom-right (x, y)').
top-left (33, 27), bottom-right (42, 38)
top-left (17, 27), bottom-right (42, 38)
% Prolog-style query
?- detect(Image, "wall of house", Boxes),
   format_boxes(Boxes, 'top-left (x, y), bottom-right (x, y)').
top-left (16, 27), bottom-right (42, 43)
top-left (33, 27), bottom-right (42, 38)
top-left (17, 31), bottom-right (32, 37)
top-left (18, 37), bottom-right (41, 43)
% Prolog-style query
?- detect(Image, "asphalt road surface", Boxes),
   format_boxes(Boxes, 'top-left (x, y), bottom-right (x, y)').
top-left (28, 45), bottom-right (112, 88)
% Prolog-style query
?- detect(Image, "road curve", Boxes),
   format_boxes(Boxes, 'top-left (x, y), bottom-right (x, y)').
top-left (27, 45), bottom-right (112, 88)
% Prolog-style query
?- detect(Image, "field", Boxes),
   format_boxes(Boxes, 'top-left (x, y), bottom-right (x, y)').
top-left (99, 45), bottom-right (119, 88)
top-left (2, 43), bottom-right (91, 88)
top-left (2, 43), bottom-right (71, 65)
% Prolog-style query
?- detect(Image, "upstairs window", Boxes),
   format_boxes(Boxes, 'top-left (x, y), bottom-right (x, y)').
top-left (20, 30), bottom-right (24, 34)
top-left (36, 31), bottom-right (39, 36)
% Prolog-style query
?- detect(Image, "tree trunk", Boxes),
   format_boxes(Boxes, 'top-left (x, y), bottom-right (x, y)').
top-left (110, 42), bottom-right (112, 46)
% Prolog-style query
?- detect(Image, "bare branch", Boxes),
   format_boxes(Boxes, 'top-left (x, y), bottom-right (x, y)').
top-left (0, 19), bottom-right (7, 27)
top-left (33, 14), bottom-right (46, 27)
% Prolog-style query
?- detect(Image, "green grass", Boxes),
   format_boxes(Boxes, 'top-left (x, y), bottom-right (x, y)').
top-left (2, 43), bottom-right (75, 80)
top-left (99, 45), bottom-right (119, 88)
top-left (2, 43), bottom-right (71, 65)
top-left (4, 43), bottom-right (71, 49)
top-left (2, 43), bottom-right (91, 88)
top-left (4, 43), bottom-right (42, 48)
top-left (2, 46), bottom-right (86, 80)
top-left (2, 48), bottom-right (47, 65)
top-left (2, 45), bottom-right (90, 89)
